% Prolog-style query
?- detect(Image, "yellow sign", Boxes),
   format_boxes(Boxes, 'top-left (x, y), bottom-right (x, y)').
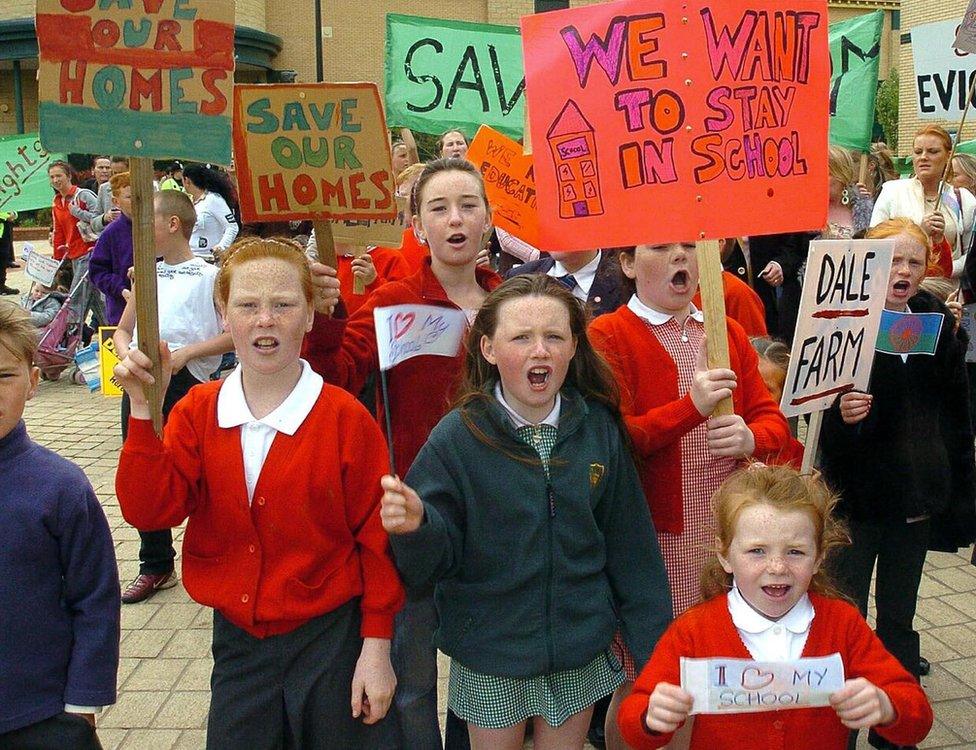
top-left (98, 327), bottom-right (123, 397)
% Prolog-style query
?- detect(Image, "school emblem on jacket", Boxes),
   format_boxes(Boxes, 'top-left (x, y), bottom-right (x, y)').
top-left (589, 462), bottom-right (605, 488)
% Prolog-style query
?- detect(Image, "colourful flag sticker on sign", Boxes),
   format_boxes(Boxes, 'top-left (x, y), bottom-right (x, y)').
top-left (875, 309), bottom-right (943, 356)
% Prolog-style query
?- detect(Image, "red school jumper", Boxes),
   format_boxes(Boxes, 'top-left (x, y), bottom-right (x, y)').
top-left (589, 307), bottom-right (791, 535)
top-left (116, 380), bottom-right (404, 638)
top-left (52, 187), bottom-right (94, 261)
top-left (302, 258), bottom-right (502, 473)
top-left (618, 593), bottom-right (933, 750)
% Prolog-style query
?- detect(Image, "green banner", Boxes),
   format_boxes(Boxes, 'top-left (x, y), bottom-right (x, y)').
top-left (0, 133), bottom-right (63, 214)
top-left (829, 10), bottom-right (884, 151)
top-left (385, 14), bottom-right (525, 139)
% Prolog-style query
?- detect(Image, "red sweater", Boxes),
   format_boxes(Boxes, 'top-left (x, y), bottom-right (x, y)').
top-left (302, 259), bottom-right (502, 474)
top-left (116, 380), bottom-right (404, 639)
top-left (590, 307), bottom-right (791, 533)
top-left (693, 271), bottom-right (767, 337)
top-left (619, 593), bottom-right (933, 750)
top-left (338, 246), bottom-right (411, 315)
top-left (385, 227), bottom-right (429, 275)
top-left (52, 187), bottom-right (94, 260)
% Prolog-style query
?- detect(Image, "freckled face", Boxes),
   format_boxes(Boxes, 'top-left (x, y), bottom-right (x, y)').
top-left (621, 243), bottom-right (699, 315)
top-left (886, 232), bottom-right (927, 311)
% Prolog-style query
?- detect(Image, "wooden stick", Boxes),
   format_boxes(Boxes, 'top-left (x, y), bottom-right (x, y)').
top-left (935, 73), bottom-right (976, 213)
top-left (696, 239), bottom-right (733, 417)
top-left (350, 245), bottom-right (369, 295)
top-left (130, 157), bottom-right (163, 436)
top-left (312, 220), bottom-right (338, 268)
top-left (523, 100), bottom-right (532, 156)
top-left (858, 153), bottom-right (869, 187)
top-left (800, 409), bottom-right (824, 474)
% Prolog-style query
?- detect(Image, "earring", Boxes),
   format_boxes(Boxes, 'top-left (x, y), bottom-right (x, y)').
top-left (841, 187), bottom-right (851, 206)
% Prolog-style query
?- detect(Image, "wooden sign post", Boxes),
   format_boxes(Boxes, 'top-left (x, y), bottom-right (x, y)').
top-left (130, 158), bottom-right (163, 434)
top-left (696, 239), bottom-right (733, 417)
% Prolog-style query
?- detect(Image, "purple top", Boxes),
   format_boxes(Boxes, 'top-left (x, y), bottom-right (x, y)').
top-left (89, 213), bottom-right (132, 325)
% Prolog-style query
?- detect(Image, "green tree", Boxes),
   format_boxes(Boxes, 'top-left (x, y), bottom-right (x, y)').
top-left (876, 68), bottom-right (898, 150)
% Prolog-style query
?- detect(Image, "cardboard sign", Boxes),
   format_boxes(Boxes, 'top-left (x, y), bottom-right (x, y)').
top-left (828, 11), bottom-right (883, 152)
top-left (0, 134), bottom-right (64, 214)
top-left (781, 239), bottom-right (894, 418)
top-left (913, 19), bottom-right (976, 121)
top-left (955, 0), bottom-right (976, 55)
top-left (233, 83), bottom-right (397, 224)
top-left (520, 0), bottom-right (830, 251)
top-left (98, 326), bottom-right (123, 397)
top-left (681, 654), bottom-right (845, 715)
top-left (35, 0), bottom-right (235, 164)
top-left (385, 14), bottom-right (526, 139)
top-left (466, 125), bottom-right (539, 247)
top-left (21, 244), bottom-right (63, 287)
top-left (876, 309), bottom-right (943, 356)
top-left (331, 218), bottom-right (404, 248)
top-left (373, 304), bottom-right (468, 371)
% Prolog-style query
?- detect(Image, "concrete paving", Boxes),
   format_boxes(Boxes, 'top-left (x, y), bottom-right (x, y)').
top-left (6, 253), bottom-right (976, 749)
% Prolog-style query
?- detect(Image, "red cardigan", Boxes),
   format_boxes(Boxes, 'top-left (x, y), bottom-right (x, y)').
top-left (116, 381), bottom-right (404, 639)
top-left (52, 187), bottom-right (94, 260)
top-left (589, 306), bottom-right (790, 534)
top-left (693, 271), bottom-right (767, 338)
top-left (619, 593), bottom-right (933, 750)
top-left (338, 246), bottom-right (411, 315)
top-left (302, 259), bottom-right (502, 474)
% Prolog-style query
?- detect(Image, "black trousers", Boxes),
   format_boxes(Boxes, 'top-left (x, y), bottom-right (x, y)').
top-left (121, 366), bottom-right (201, 576)
top-left (0, 712), bottom-right (102, 750)
top-left (207, 601), bottom-right (396, 750)
top-left (833, 517), bottom-right (930, 678)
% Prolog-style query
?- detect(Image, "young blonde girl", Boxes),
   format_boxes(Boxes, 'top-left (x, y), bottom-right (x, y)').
top-left (381, 275), bottom-right (672, 750)
top-left (618, 465), bottom-right (933, 749)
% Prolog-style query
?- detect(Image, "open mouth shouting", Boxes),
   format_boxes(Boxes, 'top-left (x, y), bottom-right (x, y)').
top-left (762, 584), bottom-right (791, 600)
top-left (253, 336), bottom-right (279, 353)
top-left (446, 232), bottom-right (468, 249)
top-left (890, 279), bottom-right (912, 300)
top-left (527, 366), bottom-right (552, 391)
top-left (669, 269), bottom-right (691, 294)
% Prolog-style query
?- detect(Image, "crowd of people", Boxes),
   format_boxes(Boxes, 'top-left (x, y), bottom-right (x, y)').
top-left (1, 122), bottom-right (975, 750)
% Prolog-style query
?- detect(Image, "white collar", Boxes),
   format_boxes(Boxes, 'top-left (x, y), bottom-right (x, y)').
top-left (551, 252), bottom-right (601, 281)
top-left (217, 359), bottom-right (323, 434)
top-left (727, 583), bottom-right (815, 635)
top-left (494, 382), bottom-right (561, 429)
top-left (627, 294), bottom-right (705, 325)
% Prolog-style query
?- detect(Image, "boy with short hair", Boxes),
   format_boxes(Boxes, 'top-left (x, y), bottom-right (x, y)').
top-left (0, 301), bottom-right (119, 748)
top-left (114, 190), bottom-right (233, 603)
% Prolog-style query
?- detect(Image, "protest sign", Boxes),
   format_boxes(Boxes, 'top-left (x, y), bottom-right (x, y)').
top-left (681, 654), bottom-right (844, 715)
top-left (385, 14), bottom-right (526, 139)
top-left (35, 0), bottom-right (235, 164)
top-left (876, 309), bottom-right (943, 356)
top-left (374, 304), bottom-right (468, 371)
top-left (828, 11), bottom-right (883, 152)
top-left (781, 239), bottom-right (893, 418)
top-left (520, 0), bottom-right (830, 251)
top-left (466, 125), bottom-right (539, 247)
top-left (0, 134), bottom-right (64, 214)
top-left (20, 244), bottom-right (63, 287)
top-left (331, 219), bottom-right (404, 248)
top-left (233, 83), bottom-right (397, 225)
top-left (98, 327), bottom-right (123, 397)
top-left (955, 0), bottom-right (976, 55)
top-left (913, 19), bottom-right (976, 121)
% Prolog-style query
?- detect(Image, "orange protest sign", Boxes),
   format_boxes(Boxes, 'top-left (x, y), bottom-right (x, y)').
top-left (233, 83), bottom-right (397, 223)
top-left (466, 125), bottom-right (539, 248)
top-left (520, 0), bottom-right (829, 250)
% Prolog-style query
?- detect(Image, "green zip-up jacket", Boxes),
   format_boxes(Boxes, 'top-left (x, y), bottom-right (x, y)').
top-left (391, 387), bottom-right (672, 679)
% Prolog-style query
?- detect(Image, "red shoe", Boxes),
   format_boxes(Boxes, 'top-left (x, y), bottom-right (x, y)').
top-left (121, 572), bottom-right (177, 604)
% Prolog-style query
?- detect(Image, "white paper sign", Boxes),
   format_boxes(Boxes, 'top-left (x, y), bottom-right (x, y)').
top-left (374, 304), bottom-right (468, 371)
top-left (913, 19), bottom-right (976, 120)
top-left (681, 653), bottom-right (845, 715)
top-left (780, 239), bottom-right (894, 418)
top-left (20, 243), bottom-right (62, 286)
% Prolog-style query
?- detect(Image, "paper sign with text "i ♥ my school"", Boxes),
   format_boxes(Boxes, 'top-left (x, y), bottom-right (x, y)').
top-left (374, 304), bottom-right (468, 371)
top-left (681, 653), bottom-right (845, 714)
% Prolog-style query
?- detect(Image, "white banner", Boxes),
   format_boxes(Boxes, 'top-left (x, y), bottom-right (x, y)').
top-left (913, 19), bottom-right (976, 120)
top-left (681, 653), bottom-right (845, 715)
top-left (20, 243), bottom-right (63, 287)
top-left (780, 239), bottom-right (894, 418)
top-left (373, 304), bottom-right (468, 371)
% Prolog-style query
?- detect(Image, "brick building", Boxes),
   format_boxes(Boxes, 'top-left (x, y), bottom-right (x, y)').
top-left (1, 0), bottom-right (899, 138)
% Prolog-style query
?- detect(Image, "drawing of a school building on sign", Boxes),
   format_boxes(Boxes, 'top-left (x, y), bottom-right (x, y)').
top-left (546, 99), bottom-right (604, 218)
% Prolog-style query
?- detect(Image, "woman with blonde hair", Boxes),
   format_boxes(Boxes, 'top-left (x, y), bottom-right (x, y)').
top-left (822, 145), bottom-right (873, 239)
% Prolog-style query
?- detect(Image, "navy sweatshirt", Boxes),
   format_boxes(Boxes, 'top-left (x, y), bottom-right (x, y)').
top-left (0, 421), bottom-right (120, 733)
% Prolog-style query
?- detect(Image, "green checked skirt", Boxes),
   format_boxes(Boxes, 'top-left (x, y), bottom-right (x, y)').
top-left (448, 650), bottom-right (624, 729)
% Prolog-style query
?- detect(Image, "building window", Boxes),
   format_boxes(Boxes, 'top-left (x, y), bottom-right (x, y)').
top-left (535, 0), bottom-right (569, 12)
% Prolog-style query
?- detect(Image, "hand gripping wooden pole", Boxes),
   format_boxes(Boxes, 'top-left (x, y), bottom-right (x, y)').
top-left (312, 220), bottom-right (338, 268)
top-left (695, 239), bottom-right (733, 417)
top-left (130, 157), bottom-right (163, 436)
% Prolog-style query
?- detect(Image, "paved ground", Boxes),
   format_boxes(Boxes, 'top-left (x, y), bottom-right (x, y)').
top-left (7, 252), bottom-right (976, 749)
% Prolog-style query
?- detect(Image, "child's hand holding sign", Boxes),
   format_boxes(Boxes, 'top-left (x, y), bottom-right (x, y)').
top-left (380, 475), bottom-right (425, 533)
